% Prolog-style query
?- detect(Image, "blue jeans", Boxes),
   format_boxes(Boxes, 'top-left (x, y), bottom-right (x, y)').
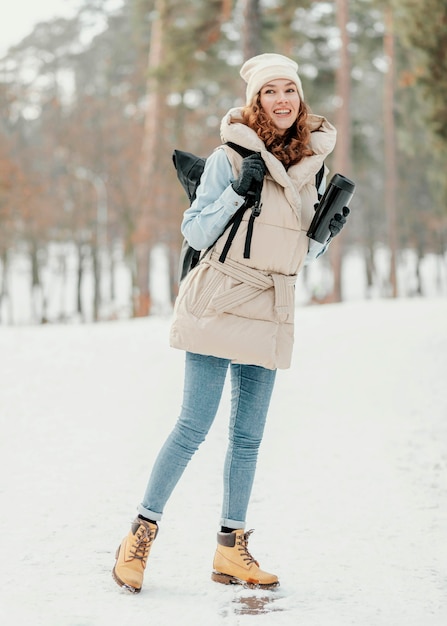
top-left (138, 352), bottom-right (276, 529)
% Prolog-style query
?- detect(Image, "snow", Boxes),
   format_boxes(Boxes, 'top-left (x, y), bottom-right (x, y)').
top-left (0, 297), bottom-right (446, 625)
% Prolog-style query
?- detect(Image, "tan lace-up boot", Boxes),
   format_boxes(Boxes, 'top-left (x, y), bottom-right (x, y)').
top-left (212, 529), bottom-right (279, 589)
top-left (112, 517), bottom-right (158, 593)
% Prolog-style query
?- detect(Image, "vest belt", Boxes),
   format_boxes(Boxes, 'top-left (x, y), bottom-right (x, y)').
top-left (207, 252), bottom-right (296, 321)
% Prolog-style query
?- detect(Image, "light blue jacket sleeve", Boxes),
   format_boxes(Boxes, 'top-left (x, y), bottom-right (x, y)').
top-left (304, 238), bottom-right (328, 265)
top-left (181, 147), bottom-right (330, 263)
top-left (181, 148), bottom-right (246, 251)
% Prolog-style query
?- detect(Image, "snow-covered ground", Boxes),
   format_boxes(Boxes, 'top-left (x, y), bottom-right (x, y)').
top-left (0, 297), bottom-right (446, 625)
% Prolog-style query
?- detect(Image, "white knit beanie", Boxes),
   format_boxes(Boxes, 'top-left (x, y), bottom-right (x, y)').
top-left (240, 53), bottom-right (304, 104)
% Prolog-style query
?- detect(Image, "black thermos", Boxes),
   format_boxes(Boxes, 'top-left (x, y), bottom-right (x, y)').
top-left (307, 173), bottom-right (355, 244)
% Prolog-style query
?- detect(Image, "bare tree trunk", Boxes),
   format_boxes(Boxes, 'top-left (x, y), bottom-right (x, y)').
top-left (30, 241), bottom-right (48, 324)
top-left (415, 246), bottom-right (423, 296)
top-left (133, 244), bottom-right (151, 317)
top-left (329, 0), bottom-right (352, 303)
top-left (0, 249), bottom-right (12, 324)
top-left (57, 247), bottom-right (67, 322)
top-left (364, 242), bottom-right (375, 298)
top-left (242, 0), bottom-right (262, 60)
top-left (134, 0), bottom-right (166, 317)
top-left (383, 6), bottom-right (398, 297)
top-left (92, 244), bottom-right (100, 321)
top-left (75, 241), bottom-right (86, 321)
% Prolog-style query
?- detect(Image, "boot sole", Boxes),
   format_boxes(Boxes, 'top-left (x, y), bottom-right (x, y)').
top-left (211, 570), bottom-right (280, 590)
top-left (112, 545), bottom-right (142, 594)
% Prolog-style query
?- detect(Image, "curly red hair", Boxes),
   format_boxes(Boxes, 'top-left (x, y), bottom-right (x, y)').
top-left (240, 96), bottom-right (314, 168)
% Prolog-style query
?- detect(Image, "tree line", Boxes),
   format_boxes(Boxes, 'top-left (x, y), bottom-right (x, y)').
top-left (0, 0), bottom-right (446, 323)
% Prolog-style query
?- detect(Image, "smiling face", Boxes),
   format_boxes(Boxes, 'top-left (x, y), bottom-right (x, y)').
top-left (259, 78), bottom-right (301, 135)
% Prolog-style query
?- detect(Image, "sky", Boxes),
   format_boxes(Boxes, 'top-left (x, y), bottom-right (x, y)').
top-left (0, 297), bottom-right (446, 625)
top-left (0, 1), bottom-right (77, 55)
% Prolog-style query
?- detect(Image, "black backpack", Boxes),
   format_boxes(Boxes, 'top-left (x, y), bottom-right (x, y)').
top-left (172, 143), bottom-right (325, 283)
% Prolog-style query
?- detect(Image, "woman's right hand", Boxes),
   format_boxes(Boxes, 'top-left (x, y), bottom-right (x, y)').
top-left (232, 153), bottom-right (266, 196)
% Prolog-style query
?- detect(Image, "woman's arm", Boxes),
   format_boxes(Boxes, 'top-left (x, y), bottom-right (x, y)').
top-left (181, 148), bottom-right (246, 251)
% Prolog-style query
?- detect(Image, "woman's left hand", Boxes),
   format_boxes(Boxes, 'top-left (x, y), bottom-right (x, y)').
top-left (329, 206), bottom-right (350, 238)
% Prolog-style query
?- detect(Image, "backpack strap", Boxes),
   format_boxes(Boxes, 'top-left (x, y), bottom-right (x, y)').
top-left (225, 141), bottom-right (257, 160)
top-left (218, 208), bottom-right (246, 263)
top-left (315, 163), bottom-right (325, 199)
top-left (218, 142), bottom-right (264, 263)
top-left (243, 179), bottom-right (262, 258)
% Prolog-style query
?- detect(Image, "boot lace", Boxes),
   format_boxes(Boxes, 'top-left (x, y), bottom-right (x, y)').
top-left (129, 523), bottom-right (155, 566)
top-left (237, 529), bottom-right (259, 567)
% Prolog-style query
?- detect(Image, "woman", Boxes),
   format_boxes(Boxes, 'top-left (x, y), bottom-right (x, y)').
top-left (113, 53), bottom-right (344, 593)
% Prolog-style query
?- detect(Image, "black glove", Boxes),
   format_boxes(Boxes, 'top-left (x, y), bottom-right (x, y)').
top-left (232, 153), bottom-right (266, 196)
top-left (328, 206), bottom-right (350, 238)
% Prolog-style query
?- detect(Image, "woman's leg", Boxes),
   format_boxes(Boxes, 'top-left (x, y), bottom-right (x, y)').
top-left (138, 352), bottom-right (230, 520)
top-left (220, 363), bottom-right (277, 529)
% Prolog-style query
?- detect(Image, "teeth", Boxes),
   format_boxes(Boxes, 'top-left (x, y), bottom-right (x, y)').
top-left (274, 109), bottom-right (291, 114)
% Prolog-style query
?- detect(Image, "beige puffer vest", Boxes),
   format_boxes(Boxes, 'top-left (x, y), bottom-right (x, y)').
top-left (170, 108), bottom-right (336, 369)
